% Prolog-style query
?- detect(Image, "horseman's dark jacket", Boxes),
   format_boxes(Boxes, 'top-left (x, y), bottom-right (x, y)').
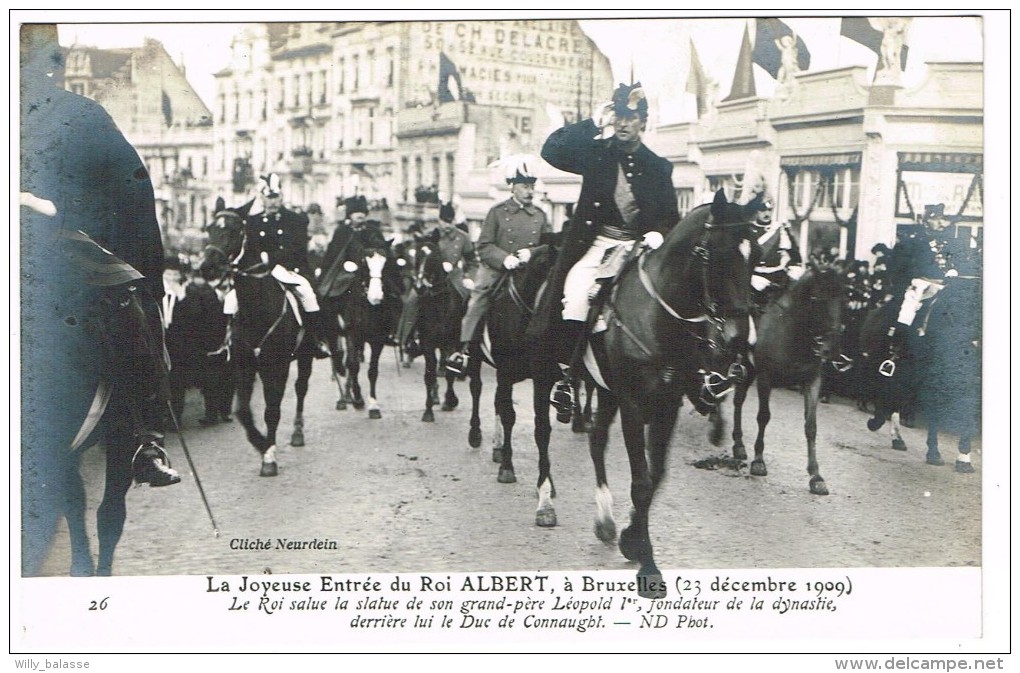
top-left (244, 207), bottom-right (311, 276)
top-left (527, 118), bottom-right (680, 345)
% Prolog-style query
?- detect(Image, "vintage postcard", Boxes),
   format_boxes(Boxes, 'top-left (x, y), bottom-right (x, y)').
top-left (10, 8), bottom-right (1010, 667)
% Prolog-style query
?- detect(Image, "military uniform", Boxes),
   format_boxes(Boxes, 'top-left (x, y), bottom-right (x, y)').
top-left (459, 196), bottom-right (551, 343)
top-left (750, 220), bottom-right (802, 314)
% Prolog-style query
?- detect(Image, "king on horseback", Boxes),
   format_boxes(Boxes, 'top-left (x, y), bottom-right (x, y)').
top-left (529, 82), bottom-right (680, 422)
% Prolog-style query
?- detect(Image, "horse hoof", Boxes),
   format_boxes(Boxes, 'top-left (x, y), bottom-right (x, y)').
top-left (536, 506), bottom-right (557, 528)
top-left (468, 427), bottom-right (482, 448)
top-left (618, 527), bottom-right (646, 562)
top-left (422, 410), bottom-right (435, 423)
top-left (594, 519), bottom-right (617, 544)
top-left (637, 565), bottom-right (667, 599)
top-left (867, 417), bottom-right (885, 432)
top-left (369, 409), bottom-right (382, 420)
top-left (750, 460), bottom-right (767, 477)
top-left (353, 400), bottom-right (366, 411)
top-left (733, 445), bottom-right (747, 461)
top-left (492, 448), bottom-right (503, 464)
top-left (260, 462), bottom-right (278, 477)
top-left (497, 467), bottom-right (516, 484)
top-left (96, 565), bottom-right (112, 577)
top-left (926, 453), bottom-right (945, 467)
top-left (291, 433), bottom-right (304, 447)
top-left (335, 400), bottom-right (347, 411)
top-left (892, 438), bottom-right (907, 451)
top-left (955, 460), bottom-right (975, 474)
top-left (572, 416), bottom-right (587, 434)
top-left (442, 396), bottom-right (458, 411)
top-left (809, 476), bottom-right (829, 496)
top-left (584, 420), bottom-right (595, 433)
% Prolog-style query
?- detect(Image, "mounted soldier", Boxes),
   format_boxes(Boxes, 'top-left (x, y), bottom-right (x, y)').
top-left (527, 82), bottom-right (680, 422)
top-left (398, 201), bottom-right (478, 357)
top-left (317, 195), bottom-right (377, 304)
top-left (748, 193), bottom-right (804, 317)
top-left (446, 158), bottom-right (552, 377)
top-left (239, 173), bottom-right (330, 357)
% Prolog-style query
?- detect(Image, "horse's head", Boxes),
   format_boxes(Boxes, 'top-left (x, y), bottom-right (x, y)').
top-left (414, 230), bottom-right (454, 297)
top-left (199, 198), bottom-right (253, 280)
top-left (795, 259), bottom-right (848, 363)
top-left (345, 223), bottom-right (397, 305)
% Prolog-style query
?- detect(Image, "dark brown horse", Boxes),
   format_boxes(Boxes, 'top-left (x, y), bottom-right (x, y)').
top-left (200, 202), bottom-right (316, 476)
top-left (586, 190), bottom-right (759, 598)
top-left (716, 261), bottom-right (850, 495)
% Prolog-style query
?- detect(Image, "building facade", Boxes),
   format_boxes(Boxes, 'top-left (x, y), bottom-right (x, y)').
top-left (63, 38), bottom-right (215, 252)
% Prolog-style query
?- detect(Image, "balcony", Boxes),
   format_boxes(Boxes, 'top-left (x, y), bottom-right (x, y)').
top-left (290, 147), bottom-right (314, 175)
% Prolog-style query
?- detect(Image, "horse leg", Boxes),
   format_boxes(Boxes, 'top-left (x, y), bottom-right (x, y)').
top-left (62, 456), bottom-right (95, 576)
top-left (95, 425), bottom-right (134, 576)
top-left (291, 355), bottom-right (312, 447)
top-left (954, 432), bottom-right (976, 473)
top-left (441, 366), bottom-right (459, 412)
top-left (803, 375), bottom-right (829, 495)
top-left (235, 366), bottom-right (270, 458)
top-left (731, 379), bottom-right (750, 460)
top-left (422, 347), bottom-right (437, 423)
top-left (347, 342), bottom-right (365, 410)
top-left (494, 371), bottom-right (516, 483)
top-left (366, 342), bottom-right (383, 419)
top-left (259, 364), bottom-right (287, 477)
top-left (534, 366), bottom-right (556, 527)
top-left (751, 376), bottom-right (772, 477)
top-left (617, 402), bottom-right (664, 598)
top-left (890, 411), bottom-right (908, 451)
top-left (590, 388), bottom-right (619, 544)
top-left (467, 353), bottom-right (483, 448)
top-left (925, 420), bottom-right (945, 466)
top-left (332, 335), bottom-right (348, 410)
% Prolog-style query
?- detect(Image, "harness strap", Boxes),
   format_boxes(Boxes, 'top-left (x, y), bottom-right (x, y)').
top-left (252, 281), bottom-right (293, 358)
top-left (637, 254), bottom-right (709, 323)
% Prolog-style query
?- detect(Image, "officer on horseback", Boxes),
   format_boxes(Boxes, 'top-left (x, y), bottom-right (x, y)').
top-left (317, 195), bottom-right (374, 302)
top-left (530, 82), bottom-right (679, 422)
top-left (749, 194), bottom-right (804, 316)
top-left (446, 159), bottom-right (552, 376)
top-left (243, 174), bottom-right (330, 357)
top-left (399, 201), bottom-right (478, 357)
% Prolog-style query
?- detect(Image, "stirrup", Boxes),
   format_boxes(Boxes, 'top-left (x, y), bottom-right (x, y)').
top-left (446, 350), bottom-right (469, 378)
top-left (550, 378), bottom-right (575, 424)
top-left (132, 442), bottom-right (181, 487)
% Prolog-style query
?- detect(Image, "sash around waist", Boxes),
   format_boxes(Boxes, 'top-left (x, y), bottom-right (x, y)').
top-left (597, 224), bottom-right (639, 241)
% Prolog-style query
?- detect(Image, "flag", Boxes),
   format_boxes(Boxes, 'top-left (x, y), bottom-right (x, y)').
top-left (840, 17), bottom-right (909, 71)
top-left (752, 18), bottom-right (810, 80)
top-left (438, 51), bottom-right (469, 103)
top-left (724, 24), bottom-right (756, 102)
top-left (686, 39), bottom-right (709, 117)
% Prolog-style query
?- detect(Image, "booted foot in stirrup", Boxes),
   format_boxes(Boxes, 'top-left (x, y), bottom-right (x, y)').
top-left (132, 440), bottom-right (181, 487)
top-left (446, 343), bottom-right (470, 379)
top-left (550, 371), bottom-right (575, 424)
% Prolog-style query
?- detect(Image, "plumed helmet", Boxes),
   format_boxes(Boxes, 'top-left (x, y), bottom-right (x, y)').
top-left (439, 202), bottom-right (456, 223)
top-left (612, 82), bottom-right (648, 120)
top-left (258, 173), bottom-right (282, 198)
top-left (496, 154), bottom-right (538, 185)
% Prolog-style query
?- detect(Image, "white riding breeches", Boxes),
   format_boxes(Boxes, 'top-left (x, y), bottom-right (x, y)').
top-left (271, 265), bottom-right (320, 312)
top-left (562, 235), bottom-right (631, 322)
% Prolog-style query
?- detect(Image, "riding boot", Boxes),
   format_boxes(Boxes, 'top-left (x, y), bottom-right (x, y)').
top-left (305, 310), bottom-right (332, 359)
top-left (551, 319), bottom-right (587, 423)
top-left (446, 341), bottom-right (471, 379)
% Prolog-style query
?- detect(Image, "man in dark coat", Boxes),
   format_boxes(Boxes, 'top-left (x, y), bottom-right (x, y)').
top-left (528, 82), bottom-right (680, 420)
top-left (20, 24), bottom-right (178, 574)
top-left (317, 195), bottom-right (374, 302)
top-left (244, 173), bottom-right (329, 356)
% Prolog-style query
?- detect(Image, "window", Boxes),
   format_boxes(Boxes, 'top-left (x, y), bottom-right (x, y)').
top-left (792, 171), bottom-right (815, 210)
top-left (70, 82), bottom-right (85, 96)
top-left (520, 117), bottom-right (532, 134)
top-left (386, 47), bottom-right (395, 87)
top-left (401, 156), bottom-right (409, 202)
top-left (293, 75), bottom-right (301, 108)
top-left (353, 55), bottom-right (360, 91)
top-left (676, 187), bottom-right (694, 218)
top-left (338, 58), bottom-right (345, 94)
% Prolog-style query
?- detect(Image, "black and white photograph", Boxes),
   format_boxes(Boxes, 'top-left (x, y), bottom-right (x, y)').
top-left (11, 9), bottom-right (1010, 667)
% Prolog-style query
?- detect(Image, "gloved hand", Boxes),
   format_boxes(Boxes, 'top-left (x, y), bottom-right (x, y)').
top-left (516, 248), bottom-right (532, 264)
top-left (786, 265), bottom-right (805, 281)
top-left (642, 231), bottom-right (664, 250)
top-left (751, 275), bottom-right (771, 292)
top-left (442, 261), bottom-right (454, 273)
top-left (19, 191), bottom-right (57, 216)
top-left (503, 255), bottom-right (521, 270)
top-left (343, 260), bottom-right (359, 273)
top-left (593, 101), bottom-right (615, 133)
top-left (260, 251), bottom-right (270, 265)
top-left (462, 278), bottom-right (476, 291)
